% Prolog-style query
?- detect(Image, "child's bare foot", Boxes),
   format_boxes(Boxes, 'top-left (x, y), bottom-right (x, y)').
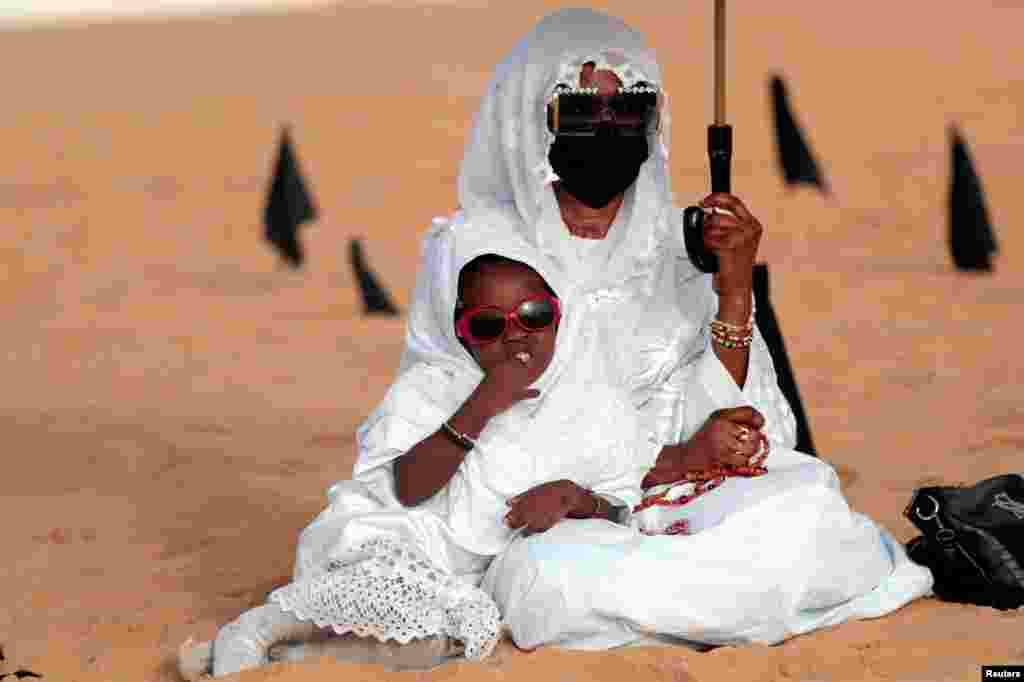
top-left (176, 637), bottom-right (213, 681)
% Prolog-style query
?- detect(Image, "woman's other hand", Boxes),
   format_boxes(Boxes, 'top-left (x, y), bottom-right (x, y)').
top-left (689, 406), bottom-right (765, 468)
top-left (700, 193), bottom-right (762, 300)
top-left (504, 480), bottom-right (590, 534)
top-left (644, 407), bottom-right (765, 487)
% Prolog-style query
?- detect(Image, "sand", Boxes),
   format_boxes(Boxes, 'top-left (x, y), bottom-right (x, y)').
top-left (1, 1), bottom-right (1023, 680)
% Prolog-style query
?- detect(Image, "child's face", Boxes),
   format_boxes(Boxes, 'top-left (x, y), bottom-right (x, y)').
top-left (458, 262), bottom-right (559, 383)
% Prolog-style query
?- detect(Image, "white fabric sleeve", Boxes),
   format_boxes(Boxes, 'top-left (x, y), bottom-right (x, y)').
top-left (667, 283), bottom-right (798, 451)
top-left (352, 364), bottom-right (465, 506)
top-left (590, 477), bottom-right (643, 516)
top-left (588, 435), bottom-right (661, 517)
top-left (623, 261), bottom-right (709, 447)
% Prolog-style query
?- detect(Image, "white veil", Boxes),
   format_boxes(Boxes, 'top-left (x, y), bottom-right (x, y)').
top-left (455, 7), bottom-right (697, 297)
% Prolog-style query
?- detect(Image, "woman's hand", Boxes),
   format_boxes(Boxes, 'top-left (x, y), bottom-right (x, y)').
top-left (700, 193), bottom-right (762, 300)
top-left (504, 480), bottom-right (590, 534)
top-left (644, 407), bottom-right (765, 487)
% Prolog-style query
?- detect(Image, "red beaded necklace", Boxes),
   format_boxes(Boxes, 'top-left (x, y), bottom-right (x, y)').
top-left (635, 432), bottom-right (771, 535)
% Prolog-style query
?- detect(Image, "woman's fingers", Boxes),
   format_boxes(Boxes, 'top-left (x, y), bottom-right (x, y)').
top-left (733, 431), bottom-right (759, 457)
top-left (703, 224), bottom-right (751, 252)
top-left (699, 195), bottom-right (762, 257)
top-left (703, 211), bottom-right (742, 231)
top-left (722, 406), bottom-right (765, 428)
top-left (734, 424), bottom-right (759, 453)
top-left (720, 447), bottom-right (750, 468)
top-left (700, 192), bottom-right (754, 222)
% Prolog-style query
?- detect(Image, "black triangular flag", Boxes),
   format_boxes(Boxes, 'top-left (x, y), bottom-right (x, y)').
top-left (752, 264), bottom-right (816, 457)
top-left (949, 126), bottom-right (997, 272)
top-left (349, 239), bottom-right (399, 316)
top-left (264, 125), bottom-right (317, 268)
top-left (770, 75), bottom-right (829, 193)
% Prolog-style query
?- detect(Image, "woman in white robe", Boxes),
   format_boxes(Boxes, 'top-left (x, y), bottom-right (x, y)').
top-left (400, 7), bottom-right (934, 652)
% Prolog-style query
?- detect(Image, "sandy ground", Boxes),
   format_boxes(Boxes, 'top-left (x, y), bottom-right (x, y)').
top-left (1, 1), bottom-right (1023, 680)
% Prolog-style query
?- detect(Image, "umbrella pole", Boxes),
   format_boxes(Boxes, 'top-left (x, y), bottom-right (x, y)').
top-left (714, 0), bottom-right (726, 126)
top-left (682, 0), bottom-right (732, 273)
top-left (709, 0), bottom-right (732, 194)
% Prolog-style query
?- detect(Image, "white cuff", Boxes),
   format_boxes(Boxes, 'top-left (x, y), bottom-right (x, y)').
top-left (696, 332), bottom-right (749, 408)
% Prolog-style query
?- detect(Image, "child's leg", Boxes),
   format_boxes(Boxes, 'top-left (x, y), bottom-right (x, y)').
top-left (211, 603), bottom-right (318, 677)
top-left (177, 627), bottom-right (464, 680)
top-left (177, 637), bottom-right (214, 681)
top-left (177, 619), bottom-right (465, 679)
top-left (268, 631), bottom-right (464, 671)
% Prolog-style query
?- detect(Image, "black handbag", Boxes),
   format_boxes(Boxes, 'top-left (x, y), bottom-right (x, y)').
top-left (904, 473), bottom-right (1024, 610)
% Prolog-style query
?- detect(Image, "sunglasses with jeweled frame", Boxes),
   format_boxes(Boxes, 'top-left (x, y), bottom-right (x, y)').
top-left (546, 81), bottom-right (661, 137)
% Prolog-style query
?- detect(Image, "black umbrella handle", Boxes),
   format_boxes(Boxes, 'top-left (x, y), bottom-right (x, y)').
top-left (708, 124), bottom-right (732, 194)
top-left (683, 124), bottom-right (733, 273)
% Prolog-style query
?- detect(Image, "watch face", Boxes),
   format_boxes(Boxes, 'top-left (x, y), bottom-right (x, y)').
top-left (594, 494), bottom-right (629, 525)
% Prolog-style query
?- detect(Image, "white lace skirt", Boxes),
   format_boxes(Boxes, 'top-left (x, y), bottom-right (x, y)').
top-left (268, 537), bottom-right (502, 660)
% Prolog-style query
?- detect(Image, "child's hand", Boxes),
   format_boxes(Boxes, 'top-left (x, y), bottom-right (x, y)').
top-left (504, 480), bottom-right (589, 534)
top-left (467, 355), bottom-right (541, 419)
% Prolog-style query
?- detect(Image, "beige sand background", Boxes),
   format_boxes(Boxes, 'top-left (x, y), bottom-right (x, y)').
top-left (2, 1), bottom-right (1023, 679)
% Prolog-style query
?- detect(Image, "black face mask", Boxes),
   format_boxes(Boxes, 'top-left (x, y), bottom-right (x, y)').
top-left (548, 128), bottom-right (650, 209)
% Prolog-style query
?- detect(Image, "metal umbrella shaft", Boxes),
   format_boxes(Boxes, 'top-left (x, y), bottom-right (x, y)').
top-left (710, 0), bottom-right (732, 194)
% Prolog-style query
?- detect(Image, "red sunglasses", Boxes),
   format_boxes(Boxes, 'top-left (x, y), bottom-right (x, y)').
top-left (455, 294), bottom-right (561, 345)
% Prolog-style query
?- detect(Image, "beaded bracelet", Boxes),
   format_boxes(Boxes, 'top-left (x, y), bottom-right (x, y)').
top-left (710, 329), bottom-right (753, 347)
top-left (710, 318), bottom-right (753, 334)
top-left (710, 317), bottom-right (754, 349)
top-left (711, 334), bottom-right (753, 349)
top-left (710, 326), bottom-right (753, 341)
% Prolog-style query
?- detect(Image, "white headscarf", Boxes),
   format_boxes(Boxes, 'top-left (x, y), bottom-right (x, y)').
top-left (398, 214), bottom-right (583, 398)
top-left (456, 7), bottom-right (694, 297)
top-left (399, 8), bottom-right (707, 413)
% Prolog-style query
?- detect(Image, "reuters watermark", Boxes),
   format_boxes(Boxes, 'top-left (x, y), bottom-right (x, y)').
top-left (983, 666), bottom-right (1024, 680)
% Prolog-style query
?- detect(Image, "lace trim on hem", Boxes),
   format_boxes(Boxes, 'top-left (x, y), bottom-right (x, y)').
top-left (267, 537), bottom-right (501, 661)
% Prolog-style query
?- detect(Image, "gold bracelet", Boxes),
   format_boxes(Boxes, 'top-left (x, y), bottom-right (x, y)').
top-left (710, 318), bottom-right (753, 334)
top-left (441, 420), bottom-right (476, 451)
top-left (710, 330), bottom-right (753, 349)
top-left (710, 317), bottom-right (754, 349)
top-left (710, 329), bottom-right (753, 342)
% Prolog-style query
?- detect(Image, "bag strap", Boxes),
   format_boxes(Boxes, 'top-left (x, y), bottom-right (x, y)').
top-left (905, 490), bottom-right (994, 585)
